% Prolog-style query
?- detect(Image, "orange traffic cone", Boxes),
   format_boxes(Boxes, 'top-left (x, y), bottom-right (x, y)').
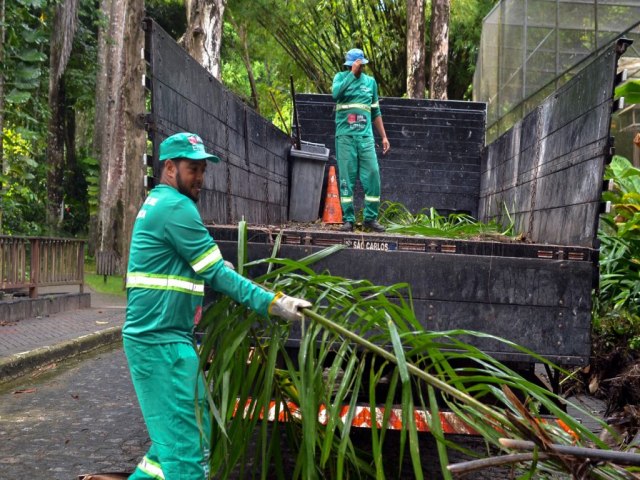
top-left (322, 165), bottom-right (343, 224)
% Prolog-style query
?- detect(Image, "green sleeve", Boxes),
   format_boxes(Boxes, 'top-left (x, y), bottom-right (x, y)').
top-left (371, 77), bottom-right (381, 120)
top-left (332, 71), bottom-right (356, 101)
top-left (165, 199), bottom-right (276, 317)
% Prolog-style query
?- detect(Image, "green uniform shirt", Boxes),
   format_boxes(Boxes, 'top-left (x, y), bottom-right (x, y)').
top-left (124, 184), bottom-right (275, 345)
top-left (332, 71), bottom-right (382, 137)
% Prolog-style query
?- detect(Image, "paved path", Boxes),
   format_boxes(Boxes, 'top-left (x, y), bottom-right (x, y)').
top-left (0, 346), bottom-right (146, 479)
top-left (0, 286), bottom-right (126, 383)
top-left (0, 287), bottom-right (141, 478)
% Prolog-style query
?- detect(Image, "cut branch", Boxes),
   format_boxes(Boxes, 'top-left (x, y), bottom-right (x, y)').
top-left (499, 438), bottom-right (640, 466)
top-left (447, 452), bottom-right (551, 475)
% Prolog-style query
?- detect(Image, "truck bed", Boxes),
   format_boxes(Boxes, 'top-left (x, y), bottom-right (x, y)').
top-left (146, 17), bottom-right (623, 368)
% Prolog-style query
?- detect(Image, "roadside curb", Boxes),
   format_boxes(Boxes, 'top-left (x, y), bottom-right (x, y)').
top-left (0, 292), bottom-right (91, 323)
top-left (0, 326), bottom-right (122, 385)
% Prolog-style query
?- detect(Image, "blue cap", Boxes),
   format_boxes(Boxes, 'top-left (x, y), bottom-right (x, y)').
top-left (344, 48), bottom-right (369, 66)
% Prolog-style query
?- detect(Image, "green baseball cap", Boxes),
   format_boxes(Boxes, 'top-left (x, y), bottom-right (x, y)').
top-left (159, 132), bottom-right (220, 163)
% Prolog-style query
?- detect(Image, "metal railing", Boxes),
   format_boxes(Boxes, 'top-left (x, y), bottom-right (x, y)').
top-left (0, 236), bottom-right (85, 298)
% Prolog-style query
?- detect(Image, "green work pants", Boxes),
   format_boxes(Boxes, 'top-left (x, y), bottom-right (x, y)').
top-left (124, 338), bottom-right (210, 480)
top-left (335, 135), bottom-right (381, 223)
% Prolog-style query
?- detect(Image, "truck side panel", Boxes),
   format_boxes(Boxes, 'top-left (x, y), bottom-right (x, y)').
top-left (479, 47), bottom-right (617, 248)
top-left (216, 240), bottom-right (591, 365)
top-left (145, 19), bottom-right (290, 225)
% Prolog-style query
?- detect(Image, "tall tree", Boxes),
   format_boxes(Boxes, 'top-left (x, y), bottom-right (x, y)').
top-left (183, 0), bottom-right (227, 79)
top-left (93, 0), bottom-right (146, 273)
top-left (429, 0), bottom-right (450, 100)
top-left (46, 0), bottom-right (79, 229)
top-left (406, 0), bottom-right (426, 98)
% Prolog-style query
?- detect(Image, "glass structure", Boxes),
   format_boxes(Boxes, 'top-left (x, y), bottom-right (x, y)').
top-left (473, 0), bottom-right (640, 154)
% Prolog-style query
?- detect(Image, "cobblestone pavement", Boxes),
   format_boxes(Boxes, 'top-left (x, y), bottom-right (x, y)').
top-left (0, 345), bottom-right (147, 479)
top-left (0, 307), bottom-right (124, 358)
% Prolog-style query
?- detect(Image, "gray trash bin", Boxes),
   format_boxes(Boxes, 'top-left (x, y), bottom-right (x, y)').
top-left (288, 141), bottom-right (330, 222)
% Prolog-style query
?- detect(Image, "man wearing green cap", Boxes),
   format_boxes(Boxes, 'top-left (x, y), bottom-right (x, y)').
top-left (333, 48), bottom-right (390, 233)
top-left (124, 132), bottom-right (311, 479)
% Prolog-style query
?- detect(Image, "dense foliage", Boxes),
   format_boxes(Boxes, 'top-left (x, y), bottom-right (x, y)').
top-left (227, 0), bottom-right (495, 100)
top-left (594, 156), bottom-right (640, 349)
top-left (1, 0), bottom-right (99, 236)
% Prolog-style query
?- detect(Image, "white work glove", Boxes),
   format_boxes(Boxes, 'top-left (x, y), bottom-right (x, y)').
top-left (224, 260), bottom-right (235, 270)
top-left (269, 292), bottom-right (312, 321)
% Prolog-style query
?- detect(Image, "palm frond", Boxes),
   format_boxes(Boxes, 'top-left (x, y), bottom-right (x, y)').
top-left (197, 231), bottom-right (626, 479)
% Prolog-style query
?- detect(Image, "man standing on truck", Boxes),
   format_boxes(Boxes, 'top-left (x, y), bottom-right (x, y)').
top-left (333, 48), bottom-right (390, 233)
top-left (124, 132), bottom-right (311, 480)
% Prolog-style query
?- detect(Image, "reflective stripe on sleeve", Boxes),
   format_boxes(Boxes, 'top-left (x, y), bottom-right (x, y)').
top-left (341, 196), bottom-right (353, 204)
top-left (364, 195), bottom-right (380, 202)
top-left (126, 273), bottom-right (205, 296)
top-left (191, 245), bottom-right (223, 273)
top-left (336, 103), bottom-right (371, 112)
top-left (371, 102), bottom-right (379, 108)
top-left (137, 455), bottom-right (165, 479)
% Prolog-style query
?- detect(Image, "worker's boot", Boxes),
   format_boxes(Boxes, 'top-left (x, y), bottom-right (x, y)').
top-left (339, 221), bottom-right (354, 232)
top-left (363, 220), bottom-right (385, 232)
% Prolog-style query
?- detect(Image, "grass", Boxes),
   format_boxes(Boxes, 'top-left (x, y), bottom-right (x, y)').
top-left (83, 256), bottom-right (126, 296)
top-left (83, 266), bottom-right (126, 297)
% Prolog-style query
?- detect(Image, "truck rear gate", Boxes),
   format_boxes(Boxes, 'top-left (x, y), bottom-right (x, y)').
top-left (144, 17), bottom-right (624, 368)
top-left (212, 225), bottom-right (596, 366)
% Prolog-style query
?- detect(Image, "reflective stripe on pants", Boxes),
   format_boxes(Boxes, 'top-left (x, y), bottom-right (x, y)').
top-left (335, 135), bottom-right (381, 222)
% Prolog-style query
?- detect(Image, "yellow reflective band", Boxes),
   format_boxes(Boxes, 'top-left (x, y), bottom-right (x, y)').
top-left (191, 245), bottom-right (223, 273)
top-left (336, 103), bottom-right (371, 112)
top-left (364, 195), bottom-right (380, 202)
top-left (371, 102), bottom-right (379, 108)
top-left (138, 455), bottom-right (165, 479)
top-left (268, 291), bottom-right (284, 315)
top-left (341, 197), bottom-right (353, 204)
top-left (126, 273), bottom-right (205, 296)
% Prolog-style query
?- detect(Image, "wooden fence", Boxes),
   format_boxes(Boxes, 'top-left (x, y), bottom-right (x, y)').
top-left (0, 236), bottom-right (85, 298)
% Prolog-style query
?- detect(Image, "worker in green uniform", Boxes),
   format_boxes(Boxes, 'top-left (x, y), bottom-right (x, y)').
top-left (332, 48), bottom-right (390, 233)
top-left (124, 132), bottom-right (311, 480)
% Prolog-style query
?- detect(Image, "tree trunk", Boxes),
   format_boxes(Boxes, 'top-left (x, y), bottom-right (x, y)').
top-left (46, 0), bottom-right (79, 230)
top-left (93, 0), bottom-right (146, 274)
top-left (406, 0), bottom-right (426, 99)
top-left (429, 0), bottom-right (449, 100)
top-left (46, 78), bottom-right (66, 228)
top-left (183, 0), bottom-right (227, 79)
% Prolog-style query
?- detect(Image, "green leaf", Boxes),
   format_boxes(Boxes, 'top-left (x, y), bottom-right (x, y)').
top-left (17, 0), bottom-right (47, 9)
top-left (387, 315), bottom-right (409, 384)
top-left (615, 79), bottom-right (640, 104)
top-left (15, 67), bottom-right (42, 82)
top-left (5, 90), bottom-right (31, 104)
top-left (16, 49), bottom-right (46, 62)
